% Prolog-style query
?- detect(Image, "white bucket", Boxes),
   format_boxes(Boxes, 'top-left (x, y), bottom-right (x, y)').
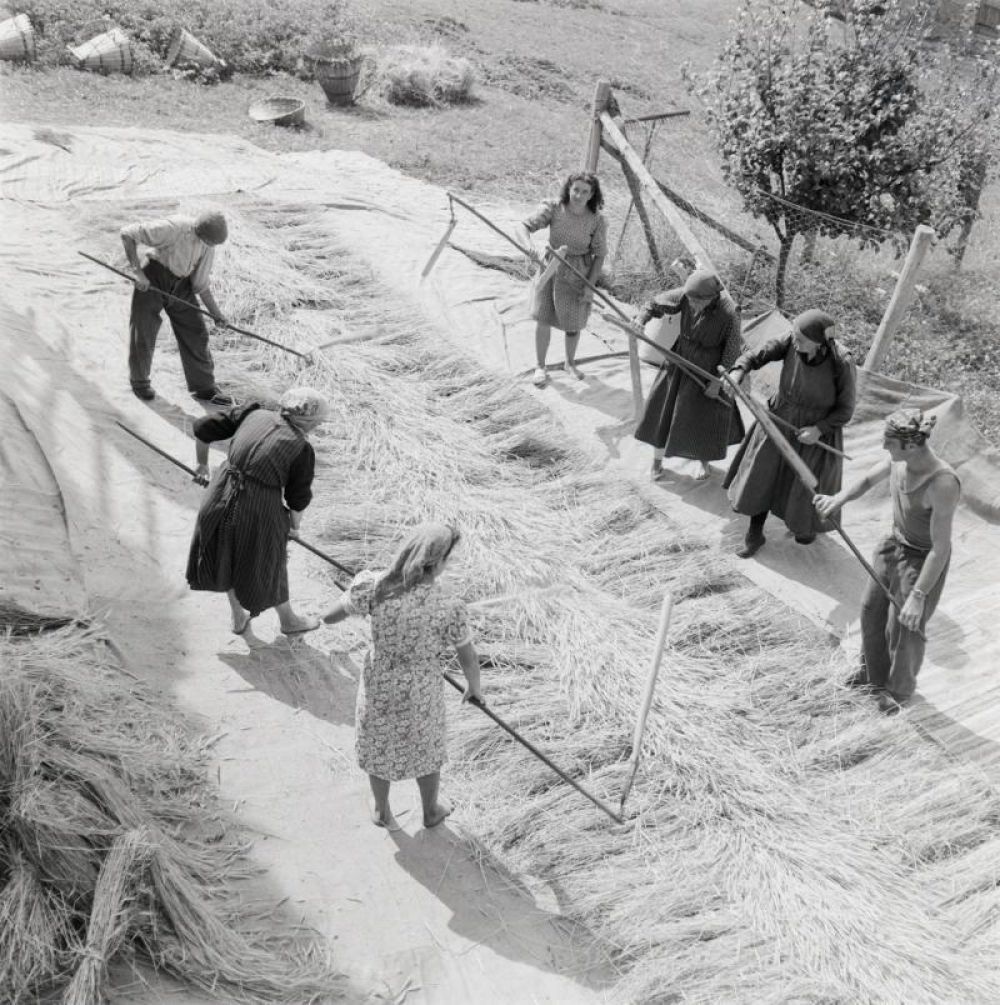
top-left (639, 311), bottom-right (681, 365)
top-left (67, 28), bottom-right (134, 74)
top-left (0, 13), bottom-right (35, 62)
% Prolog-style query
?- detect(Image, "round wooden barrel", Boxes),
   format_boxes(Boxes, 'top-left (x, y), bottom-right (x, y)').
top-left (313, 56), bottom-right (364, 106)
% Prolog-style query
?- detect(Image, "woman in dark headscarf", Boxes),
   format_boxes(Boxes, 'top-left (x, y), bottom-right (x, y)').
top-left (724, 309), bottom-right (857, 557)
top-left (633, 269), bottom-right (745, 480)
top-left (321, 523), bottom-right (483, 831)
top-left (186, 386), bottom-right (329, 635)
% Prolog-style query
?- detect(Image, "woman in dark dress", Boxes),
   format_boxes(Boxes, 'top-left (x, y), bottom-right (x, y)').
top-left (186, 386), bottom-right (329, 635)
top-left (633, 269), bottom-right (745, 480)
top-left (724, 309), bottom-right (857, 557)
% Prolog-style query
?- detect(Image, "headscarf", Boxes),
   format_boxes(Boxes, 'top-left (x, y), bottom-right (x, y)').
top-left (194, 209), bottom-right (228, 245)
top-left (683, 269), bottom-right (723, 300)
top-left (885, 408), bottom-right (936, 444)
top-left (279, 386), bottom-right (330, 422)
top-left (376, 522), bottom-right (460, 601)
top-left (792, 308), bottom-right (836, 344)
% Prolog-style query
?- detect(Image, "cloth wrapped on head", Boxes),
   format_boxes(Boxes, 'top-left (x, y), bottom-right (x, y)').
top-left (194, 210), bottom-right (228, 245)
top-left (793, 308), bottom-right (836, 344)
top-left (381, 522), bottom-right (460, 594)
top-left (279, 386), bottom-right (330, 422)
top-left (885, 408), bottom-right (937, 444)
top-left (683, 269), bottom-right (723, 299)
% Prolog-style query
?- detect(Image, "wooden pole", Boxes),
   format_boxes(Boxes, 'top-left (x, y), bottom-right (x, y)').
top-left (584, 80), bottom-right (612, 172)
top-left (627, 326), bottom-right (644, 420)
top-left (419, 215), bottom-right (457, 280)
top-left (619, 592), bottom-right (673, 815)
top-left (863, 225), bottom-right (935, 373)
top-left (717, 373), bottom-right (900, 613)
top-left (442, 671), bottom-right (623, 824)
top-left (114, 421), bottom-right (356, 585)
top-left (600, 112), bottom-right (715, 271)
top-left (79, 252), bottom-right (313, 360)
top-left (619, 155), bottom-right (665, 278)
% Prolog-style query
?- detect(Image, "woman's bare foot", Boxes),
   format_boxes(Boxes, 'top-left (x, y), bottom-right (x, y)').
top-left (693, 460), bottom-right (711, 481)
top-left (231, 609), bottom-right (252, 635)
top-left (371, 806), bottom-right (401, 831)
top-left (279, 614), bottom-right (320, 635)
top-left (423, 800), bottom-right (452, 829)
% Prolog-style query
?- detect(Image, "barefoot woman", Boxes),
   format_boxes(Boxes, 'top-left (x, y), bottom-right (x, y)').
top-left (321, 523), bottom-right (483, 830)
top-left (515, 171), bottom-right (607, 385)
top-left (186, 386), bottom-right (328, 636)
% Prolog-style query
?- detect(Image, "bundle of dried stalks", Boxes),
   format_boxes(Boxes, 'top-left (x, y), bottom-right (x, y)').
top-left (63, 827), bottom-right (152, 1005)
top-left (0, 624), bottom-right (344, 1003)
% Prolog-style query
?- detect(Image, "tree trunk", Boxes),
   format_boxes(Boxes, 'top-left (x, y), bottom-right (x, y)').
top-left (775, 233), bottom-right (795, 309)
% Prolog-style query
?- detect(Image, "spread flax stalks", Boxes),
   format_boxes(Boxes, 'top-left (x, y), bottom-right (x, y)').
top-left (63, 197), bottom-right (1000, 1003)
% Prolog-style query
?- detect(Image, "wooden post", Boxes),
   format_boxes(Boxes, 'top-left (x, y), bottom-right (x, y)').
top-left (627, 328), bottom-right (643, 420)
top-left (585, 80), bottom-right (612, 172)
top-left (620, 156), bottom-right (665, 278)
top-left (864, 225), bottom-right (935, 373)
top-left (600, 112), bottom-right (715, 272)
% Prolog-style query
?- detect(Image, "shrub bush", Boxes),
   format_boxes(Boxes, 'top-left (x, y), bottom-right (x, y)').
top-left (12, 0), bottom-right (347, 73)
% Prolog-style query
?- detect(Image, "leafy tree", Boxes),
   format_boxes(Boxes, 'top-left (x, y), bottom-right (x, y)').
top-left (690, 0), bottom-right (998, 306)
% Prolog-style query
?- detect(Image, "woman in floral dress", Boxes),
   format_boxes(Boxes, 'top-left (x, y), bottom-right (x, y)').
top-left (321, 523), bottom-right (482, 830)
top-left (515, 171), bottom-right (608, 386)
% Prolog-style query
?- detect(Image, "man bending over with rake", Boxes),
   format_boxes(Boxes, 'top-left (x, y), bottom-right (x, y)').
top-left (121, 209), bottom-right (232, 405)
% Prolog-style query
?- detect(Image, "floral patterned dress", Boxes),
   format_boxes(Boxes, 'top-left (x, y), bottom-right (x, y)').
top-left (347, 571), bottom-right (471, 780)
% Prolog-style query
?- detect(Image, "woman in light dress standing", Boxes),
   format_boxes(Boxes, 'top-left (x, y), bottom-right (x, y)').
top-left (515, 171), bottom-right (608, 386)
top-left (322, 523), bottom-right (482, 830)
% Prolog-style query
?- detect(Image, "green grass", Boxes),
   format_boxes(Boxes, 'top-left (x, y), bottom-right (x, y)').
top-left (2, 0), bottom-right (997, 439)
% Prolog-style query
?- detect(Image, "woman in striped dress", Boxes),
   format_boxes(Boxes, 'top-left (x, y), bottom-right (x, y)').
top-left (515, 171), bottom-right (608, 386)
top-left (186, 386), bottom-right (329, 635)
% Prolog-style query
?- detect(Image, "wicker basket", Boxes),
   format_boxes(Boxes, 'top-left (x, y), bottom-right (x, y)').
top-left (0, 14), bottom-right (36, 62)
top-left (306, 44), bottom-right (364, 106)
top-left (165, 27), bottom-right (222, 71)
top-left (248, 97), bottom-right (306, 128)
top-left (67, 27), bottom-right (133, 74)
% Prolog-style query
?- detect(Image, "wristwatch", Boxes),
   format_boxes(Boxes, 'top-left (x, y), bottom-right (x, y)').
top-left (911, 587), bottom-right (926, 601)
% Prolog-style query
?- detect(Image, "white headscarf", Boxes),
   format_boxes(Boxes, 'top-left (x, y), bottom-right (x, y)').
top-left (279, 386), bottom-right (330, 422)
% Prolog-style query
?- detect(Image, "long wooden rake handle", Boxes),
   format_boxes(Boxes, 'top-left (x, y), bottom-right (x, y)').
top-left (445, 192), bottom-right (738, 407)
top-left (114, 420), bottom-right (356, 583)
top-left (442, 670), bottom-right (623, 824)
top-left (619, 591), bottom-right (673, 815)
top-left (79, 251), bottom-right (313, 360)
top-left (718, 371), bottom-right (899, 613)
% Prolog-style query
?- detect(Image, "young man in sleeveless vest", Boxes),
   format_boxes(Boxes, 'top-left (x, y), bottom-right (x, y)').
top-left (814, 408), bottom-right (961, 715)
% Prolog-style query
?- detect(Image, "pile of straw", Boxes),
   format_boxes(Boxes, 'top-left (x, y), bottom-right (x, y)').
top-left (200, 203), bottom-right (1000, 1001)
top-left (0, 624), bottom-right (343, 1002)
top-left (373, 44), bottom-right (476, 107)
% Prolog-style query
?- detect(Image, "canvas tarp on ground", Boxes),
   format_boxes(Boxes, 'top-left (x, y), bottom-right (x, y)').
top-left (2, 122), bottom-right (998, 1001)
